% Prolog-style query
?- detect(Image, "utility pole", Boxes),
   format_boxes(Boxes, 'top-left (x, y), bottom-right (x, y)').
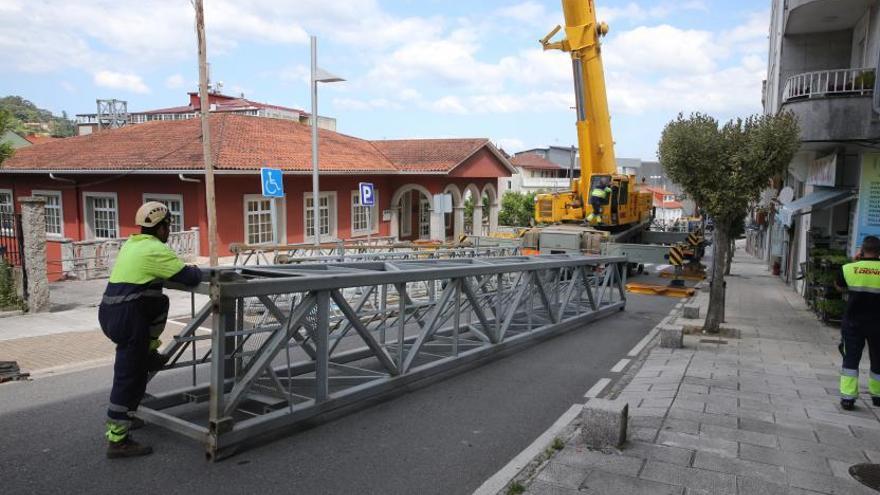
top-left (194, 0), bottom-right (218, 266)
top-left (311, 36), bottom-right (321, 248)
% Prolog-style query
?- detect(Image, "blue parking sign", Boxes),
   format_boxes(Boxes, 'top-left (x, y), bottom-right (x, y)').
top-left (261, 168), bottom-right (284, 198)
top-left (359, 182), bottom-right (375, 206)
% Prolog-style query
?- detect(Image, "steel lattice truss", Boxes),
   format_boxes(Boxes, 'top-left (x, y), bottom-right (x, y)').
top-left (139, 254), bottom-right (627, 460)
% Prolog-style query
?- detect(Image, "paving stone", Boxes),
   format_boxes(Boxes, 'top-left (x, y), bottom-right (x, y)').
top-left (736, 475), bottom-right (798, 495)
top-left (640, 460), bottom-right (737, 495)
top-left (580, 469), bottom-right (684, 495)
top-left (661, 418), bottom-right (701, 435)
top-left (700, 424), bottom-right (779, 448)
top-left (554, 447), bottom-right (644, 477)
top-left (826, 459), bottom-right (857, 480)
top-left (630, 426), bottom-right (660, 442)
top-left (737, 418), bottom-right (817, 442)
top-left (641, 397), bottom-right (675, 409)
top-left (666, 408), bottom-right (739, 429)
top-left (692, 452), bottom-right (785, 485)
top-left (671, 398), bottom-right (707, 412)
top-left (738, 444), bottom-right (832, 474)
top-left (784, 467), bottom-right (880, 495)
top-left (622, 440), bottom-right (694, 466)
top-left (536, 461), bottom-right (590, 489)
top-left (629, 415), bottom-right (664, 428)
top-left (657, 431), bottom-right (738, 458)
top-left (777, 436), bottom-right (868, 463)
top-left (524, 480), bottom-right (580, 495)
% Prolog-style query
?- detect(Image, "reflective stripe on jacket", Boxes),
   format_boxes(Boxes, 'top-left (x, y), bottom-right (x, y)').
top-left (591, 187), bottom-right (612, 199)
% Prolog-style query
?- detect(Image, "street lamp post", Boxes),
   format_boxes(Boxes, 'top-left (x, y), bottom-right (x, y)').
top-left (310, 36), bottom-right (345, 247)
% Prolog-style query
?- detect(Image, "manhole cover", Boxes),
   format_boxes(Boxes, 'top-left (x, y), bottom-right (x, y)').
top-left (850, 463), bottom-right (880, 491)
top-left (699, 339), bottom-right (727, 345)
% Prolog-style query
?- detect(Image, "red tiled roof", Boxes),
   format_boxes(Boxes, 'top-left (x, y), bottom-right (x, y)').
top-left (1, 114), bottom-right (510, 176)
top-left (2, 114), bottom-right (396, 173)
top-left (511, 153), bottom-right (562, 170)
top-left (371, 138), bottom-right (491, 172)
top-left (23, 134), bottom-right (62, 145)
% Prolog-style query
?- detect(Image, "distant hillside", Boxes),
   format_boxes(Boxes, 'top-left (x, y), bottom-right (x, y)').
top-left (0, 96), bottom-right (75, 137)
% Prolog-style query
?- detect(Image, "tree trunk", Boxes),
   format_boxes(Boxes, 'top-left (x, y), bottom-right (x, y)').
top-left (705, 226), bottom-right (729, 333)
top-left (724, 238), bottom-right (735, 275)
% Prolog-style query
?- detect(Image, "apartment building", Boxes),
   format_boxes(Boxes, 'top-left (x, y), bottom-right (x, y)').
top-left (757, 0), bottom-right (880, 289)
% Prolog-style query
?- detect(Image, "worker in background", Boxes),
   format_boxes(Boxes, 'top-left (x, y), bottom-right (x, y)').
top-left (836, 236), bottom-right (880, 411)
top-left (586, 177), bottom-right (612, 225)
top-left (99, 202), bottom-right (202, 458)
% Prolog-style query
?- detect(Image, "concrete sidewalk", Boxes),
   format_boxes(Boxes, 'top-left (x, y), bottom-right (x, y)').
top-left (501, 247), bottom-right (880, 495)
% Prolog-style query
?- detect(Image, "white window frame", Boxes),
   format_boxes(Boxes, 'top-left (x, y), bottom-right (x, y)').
top-left (83, 192), bottom-right (120, 240)
top-left (303, 191), bottom-right (338, 243)
top-left (243, 194), bottom-right (286, 245)
top-left (418, 197), bottom-right (431, 240)
top-left (0, 188), bottom-right (13, 235)
top-left (32, 190), bottom-right (64, 238)
top-left (143, 193), bottom-right (185, 233)
top-left (400, 191), bottom-right (412, 237)
top-left (350, 189), bottom-right (379, 237)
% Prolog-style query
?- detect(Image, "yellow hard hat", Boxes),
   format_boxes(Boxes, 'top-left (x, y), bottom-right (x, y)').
top-left (135, 201), bottom-right (170, 228)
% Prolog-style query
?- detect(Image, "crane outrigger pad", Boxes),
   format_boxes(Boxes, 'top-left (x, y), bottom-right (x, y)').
top-left (625, 282), bottom-right (695, 298)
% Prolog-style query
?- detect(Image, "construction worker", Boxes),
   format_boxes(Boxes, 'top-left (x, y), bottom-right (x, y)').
top-left (99, 202), bottom-right (202, 458)
top-left (836, 236), bottom-right (880, 411)
top-left (586, 177), bottom-right (612, 225)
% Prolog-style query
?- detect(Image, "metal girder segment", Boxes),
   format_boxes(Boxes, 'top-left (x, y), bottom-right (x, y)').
top-left (315, 291), bottom-right (330, 402)
top-left (581, 266), bottom-right (598, 310)
top-left (556, 268), bottom-right (581, 322)
top-left (532, 270), bottom-right (559, 324)
top-left (209, 297), bottom-right (234, 424)
top-left (257, 294), bottom-right (317, 359)
top-left (330, 290), bottom-right (399, 375)
top-left (401, 280), bottom-right (457, 373)
top-left (328, 285), bottom-right (376, 355)
top-left (135, 408), bottom-right (209, 442)
top-left (461, 277), bottom-right (498, 343)
top-left (617, 263), bottom-right (627, 301)
top-left (499, 272), bottom-right (530, 341)
top-left (595, 265), bottom-right (613, 307)
top-left (211, 302), bottom-right (624, 455)
top-left (223, 295), bottom-right (316, 416)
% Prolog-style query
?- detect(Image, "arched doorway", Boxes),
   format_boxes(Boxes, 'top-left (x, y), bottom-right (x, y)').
top-left (390, 184), bottom-right (436, 241)
top-left (443, 183), bottom-right (463, 240)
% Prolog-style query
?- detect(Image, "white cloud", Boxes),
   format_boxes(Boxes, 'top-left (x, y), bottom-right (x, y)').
top-left (59, 81), bottom-right (76, 93)
top-left (604, 25), bottom-right (723, 74)
top-left (165, 74), bottom-right (185, 89)
top-left (94, 70), bottom-right (151, 94)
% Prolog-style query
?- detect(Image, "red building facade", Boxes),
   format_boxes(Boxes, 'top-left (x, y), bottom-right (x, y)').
top-left (0, 114), bottom-right (512, 276)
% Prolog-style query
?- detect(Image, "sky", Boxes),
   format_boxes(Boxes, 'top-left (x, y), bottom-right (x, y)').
top-left (0, 0), bottom-right (771, 161)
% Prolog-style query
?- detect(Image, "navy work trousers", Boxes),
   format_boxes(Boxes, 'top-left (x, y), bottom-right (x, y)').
top-left (98, 295), bottom-right (169, 422)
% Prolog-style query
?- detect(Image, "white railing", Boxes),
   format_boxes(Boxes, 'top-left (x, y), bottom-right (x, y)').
top-left (60, 228), bottom-right (200, 280)
top-left (783, 67), bottom-right (875, 102)
top-left (521, 177), bottom-right (572, 189)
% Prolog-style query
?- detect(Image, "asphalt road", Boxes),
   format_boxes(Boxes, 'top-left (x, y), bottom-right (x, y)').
top-left (0, 292), bottom-right (675, 495)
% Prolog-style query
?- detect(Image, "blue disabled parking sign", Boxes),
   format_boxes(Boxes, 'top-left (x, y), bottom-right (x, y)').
top-left (261, 167), bottom-right (284, 198)
top-left (359, 182), bottom-right (375, 206)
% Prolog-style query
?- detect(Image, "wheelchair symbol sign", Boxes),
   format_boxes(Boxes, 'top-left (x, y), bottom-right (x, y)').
top-left (359, 182), bottom-right (375, 206)
top-left (261, 168), bottom-right (284, 198)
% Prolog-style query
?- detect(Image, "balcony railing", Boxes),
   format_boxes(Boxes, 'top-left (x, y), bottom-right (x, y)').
top-left (521, 177), bottom-right (572, 189)
top-left (783, 68), bottom-right (875, 103)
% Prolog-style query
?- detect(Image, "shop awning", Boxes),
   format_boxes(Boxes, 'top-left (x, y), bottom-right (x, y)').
top-left (776, 188), bottom-right (855, 226)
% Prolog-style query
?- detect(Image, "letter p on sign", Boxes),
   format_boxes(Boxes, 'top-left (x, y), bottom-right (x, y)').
top-left (359, 182), bottom-right (375, 206)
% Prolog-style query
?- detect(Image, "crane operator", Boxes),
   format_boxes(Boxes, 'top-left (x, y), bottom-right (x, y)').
top-left (99, 202), bottom-right (203, 458)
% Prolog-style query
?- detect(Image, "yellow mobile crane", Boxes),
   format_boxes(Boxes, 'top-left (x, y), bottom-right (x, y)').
top-left (534, 0), bottom-right (652, 229)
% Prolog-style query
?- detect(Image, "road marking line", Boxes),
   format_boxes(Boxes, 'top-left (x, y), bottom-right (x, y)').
top-left (584, 378), bottom-right (612, 398)
top-left (610, 359), bottom-right (630, 373)
top-left (627, 327), bottom-right (659, 357)
top-left (472, 403), bottom-right (583, 495)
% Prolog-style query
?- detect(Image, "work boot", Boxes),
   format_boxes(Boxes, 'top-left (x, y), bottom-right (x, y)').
top-left (873, 397), bottom-right (880, 407)
top-left (106, 436), bottom-right (153, 459)
top-left (146, 351), bottom-right (169, 372)
top-left (128, 416), bottom-right (145, 430)
top-left (841, 398), bottom-right (856, 411)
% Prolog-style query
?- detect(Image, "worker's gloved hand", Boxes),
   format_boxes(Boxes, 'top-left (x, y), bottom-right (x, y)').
top-left (146, 351), bottom-right (169, 372)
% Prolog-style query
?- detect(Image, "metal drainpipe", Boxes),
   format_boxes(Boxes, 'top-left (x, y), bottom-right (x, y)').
top-left (48, 173), bottom-right (76, 184)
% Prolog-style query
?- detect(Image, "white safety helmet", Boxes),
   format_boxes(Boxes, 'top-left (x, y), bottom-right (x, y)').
top-left (135, 201), bottom-right (170, 228)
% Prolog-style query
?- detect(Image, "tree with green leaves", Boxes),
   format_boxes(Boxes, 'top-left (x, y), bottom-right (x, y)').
top-left (0, 110), bottom-right (15, 166)
top-left (659, 112), bottom-right (800, 333)
top-left (498, 191), bottom-right (536, 227)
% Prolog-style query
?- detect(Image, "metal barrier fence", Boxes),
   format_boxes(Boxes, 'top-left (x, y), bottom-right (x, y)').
top-left (0, 212), bottom-right (24, 267)
top-left (140, 254), bottom-right (627, 459)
